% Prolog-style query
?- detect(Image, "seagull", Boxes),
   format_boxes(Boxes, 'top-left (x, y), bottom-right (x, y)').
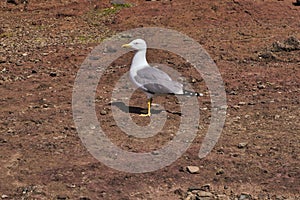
top-left (122, 39), bottom-right (203, 117)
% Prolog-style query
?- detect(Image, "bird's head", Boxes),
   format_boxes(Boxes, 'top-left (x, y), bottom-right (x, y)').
top-left (122, 39), bottom-right (147, 51)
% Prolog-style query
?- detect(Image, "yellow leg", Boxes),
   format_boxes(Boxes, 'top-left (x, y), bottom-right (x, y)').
top-left (140, 98), bottom-right (152, 117)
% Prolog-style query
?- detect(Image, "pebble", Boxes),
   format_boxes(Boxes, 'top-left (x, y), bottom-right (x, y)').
top-left (257, 84), bottom-right (266, 89)
top-left (274, 114), bottom-right (280, 119)
top-left (232, 105), bottom-right (240, 109)
top-left (248, 102), bottom-right (255, 105)
top-left (186, 166), bottom-right (200, 174)
top-left (188, 184), bottom-right (210, 192)
top-left (104, 46), bottom-right (117, 53)
top-left (90, 125), bottom-right (96, 130)
top-left (100, 110), bottom-right (107, 115)
top-left (200, 184), bottom-right (211, 191)
top-left (15, 61), bottom-right (23, 66)
top-left (174, 188), bottom-right (185, 196)
top-left (197, 191), bottom-right (213, 197)
top-left (49, 72), bottom-right (57, 77)
top-left (79, 197), bottom-right (91, 200)
top-left (184, 193), bottom-right (194, 200)
top-left (56, 195), bottom-right (69, 200)
top-left (238, 142), bottom-right (248, 149)
top-left (217, 194), bottom-right (230, 200)
top-left (258, 51), bottom-right (277, 60)
top-left (216, 168), bottom-right (224, 175)
top-left (0, 56), bottom-right (6, 63)
top-left (238, 102), bottom-right (246, 106)
top-left (229, 90), bottom-right (238, 95)
top-left (1, 195), bottom-right (8, 199)
top-left (66, 184), bottom-right (76, 188)
top-left (239, 193), bottom-right (251, 200)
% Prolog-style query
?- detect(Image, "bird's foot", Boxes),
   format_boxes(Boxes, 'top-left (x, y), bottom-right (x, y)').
top-left (139, 113), bottom-right (151, 117)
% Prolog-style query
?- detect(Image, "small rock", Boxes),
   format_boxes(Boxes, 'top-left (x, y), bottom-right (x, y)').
top-left (7, 0), bottom-right (18, 5)
top-left (90, 124), bottom-right (96, 130)
top-left (238, 102), bottom-right (246, 106)
top-left (15, 61), bottom-right (23, 66)
top-left (274, 114), bottom-right (280, 119)
top-left (1, 194), bottom-right (8, 199)
top-left (238, 142), bottom-right (248, 149)
top-left (293, 0), bottom-right (300, 5)
top-left (56, 195), bottom-right (69, 200)
top-left (188, 184), bottom-right (210, 192)
top-left (0, 56), bottom-right (6, 63)
top-left (233, 116), bottom-right (241, 121)
top-left (0, 138), bottom-right (7, 143)
top-left (191, 78), bottom-right (197, 83)
top-left (100, 110), bottom-right (107, 115)
top-left (184, 193), bottom-right (195, 200)
top-left (200, 184), bottom-right (211, 191)
top-left (197, 191), bottom-right (213, 197)
top-left (272, 36), bottom-right (300, 52)
top-left (49, 72), bottom-right (57, 77)
top-left (232, 105), bottom-right (240, 109)
top-left (217, 194), bottom-right (230, 200)
top-left (229, 90), bottom-right (238, 95)
top-left (258, 51), bottom-right (277, 60)
top-left (187, 186), bottom-right (202, 192)
top-left (174, 188), bottom-right (184, 196)
top-left (257, 84), bottom-right (266, 89)
top-left (216, 168), bottom-right (224, 175)
top-left (186, 166), bottom-right (200, 174)
top-left (79, 197), bottom-right (90, 200)
top-left (120, 33), bottom-right (132, 38)
top-left (239, 193), bottom-right (251, 200)
top-left (104, 46), bottom-right (117, 53)
top-left (66, 184), bottom-right (76, 188)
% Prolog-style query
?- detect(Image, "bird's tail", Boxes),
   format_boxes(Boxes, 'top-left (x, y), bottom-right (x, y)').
top-left (183, 90), bottom-right (204, 97)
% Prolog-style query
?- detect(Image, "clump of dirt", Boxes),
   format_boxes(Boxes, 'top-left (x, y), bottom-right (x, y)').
top-left (272, 36), bottom-right (300, 52)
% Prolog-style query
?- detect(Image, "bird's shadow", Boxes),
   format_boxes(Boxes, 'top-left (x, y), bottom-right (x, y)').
top-left (109, 101), bottom-right (181, 116)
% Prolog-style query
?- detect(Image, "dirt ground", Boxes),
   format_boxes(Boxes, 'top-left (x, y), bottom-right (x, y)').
top-left (0, 0), bottom-right (299, 199)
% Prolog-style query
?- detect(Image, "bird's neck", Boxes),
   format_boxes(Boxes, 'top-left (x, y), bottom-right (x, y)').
top-left (131, 49), bottom-right (148, 69)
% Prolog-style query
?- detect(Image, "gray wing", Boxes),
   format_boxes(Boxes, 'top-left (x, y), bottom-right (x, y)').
top-left (134, 66), bottom-right (183, 95)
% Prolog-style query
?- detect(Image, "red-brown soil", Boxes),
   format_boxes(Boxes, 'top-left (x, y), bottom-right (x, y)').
top-left (0, 0), bottom-right (299, 199)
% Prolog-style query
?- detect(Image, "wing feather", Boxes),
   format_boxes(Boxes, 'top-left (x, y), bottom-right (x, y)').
top-left (134, 66), bottom-right (183, 94)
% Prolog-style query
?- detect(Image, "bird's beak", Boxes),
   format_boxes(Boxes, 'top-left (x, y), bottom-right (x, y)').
top-left (122, 43), bottom-right (131, 48)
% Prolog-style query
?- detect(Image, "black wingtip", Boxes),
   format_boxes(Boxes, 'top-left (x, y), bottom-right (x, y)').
top-left (183, 90), bottom-right (204, 97)
top-left (195, 92), bottom-right (204, 97)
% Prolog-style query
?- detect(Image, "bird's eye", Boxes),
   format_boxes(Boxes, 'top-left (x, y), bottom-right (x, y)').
top-left (134, 42), bottom-right (139, 45)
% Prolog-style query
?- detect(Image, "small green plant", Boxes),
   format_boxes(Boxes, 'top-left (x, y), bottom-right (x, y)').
top-left (102, 3), bottom-right (132, 16)
top-left (83, 3), bottom-right (132, 28)
top-left (0, 32), bottom-right (14, 38)
top-left (111, 3), bottom-right (132, 8)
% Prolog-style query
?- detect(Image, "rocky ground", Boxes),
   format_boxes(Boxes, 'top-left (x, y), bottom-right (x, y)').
top-left (0, 0), bottom-right (299, 199)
